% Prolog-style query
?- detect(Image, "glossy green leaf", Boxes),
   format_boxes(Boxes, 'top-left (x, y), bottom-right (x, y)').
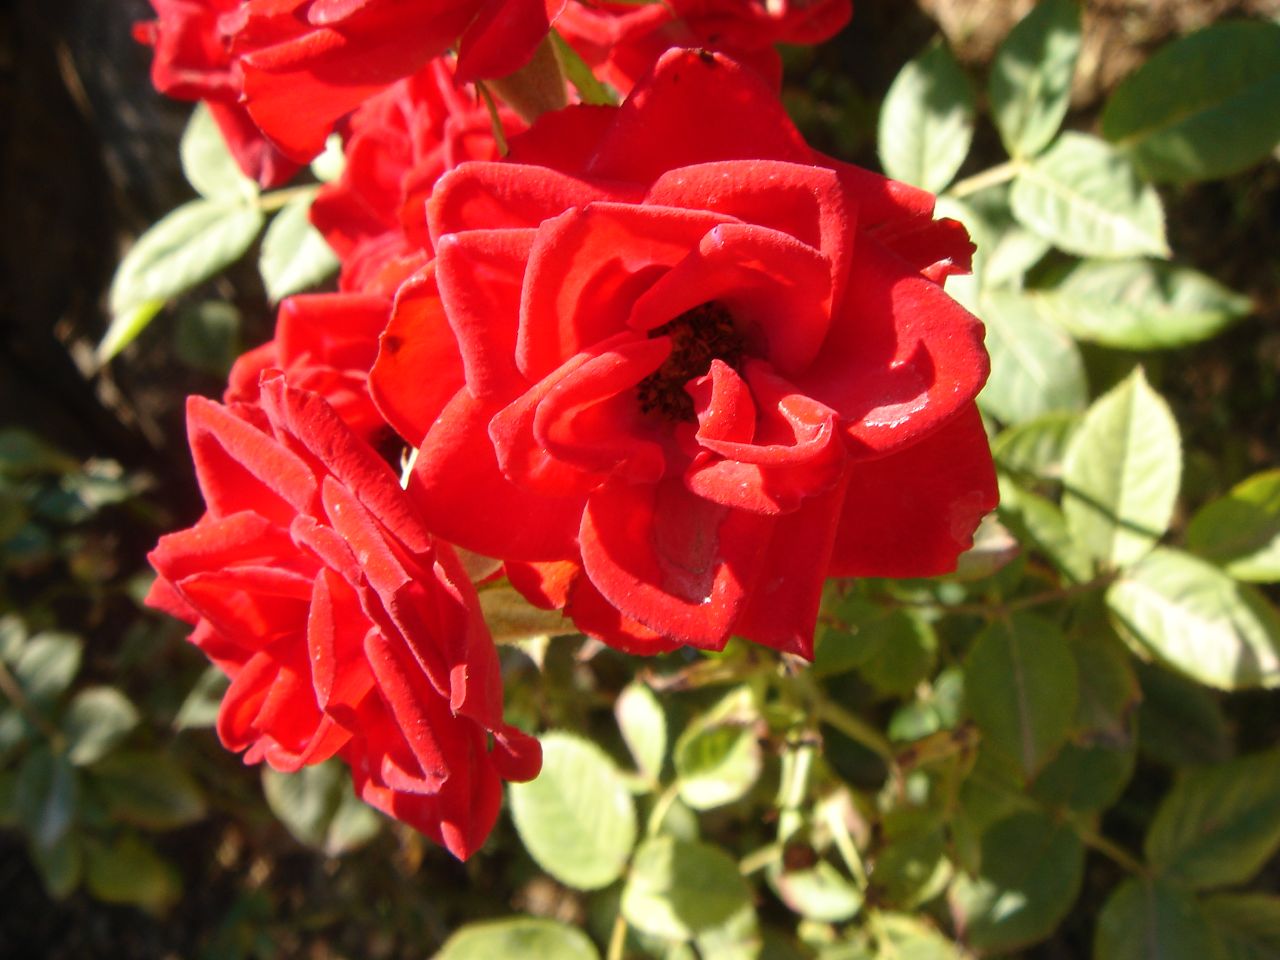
top-left (989, 0), bottom-right (1082, 158)
top-left (622, 836), bottom-right (752, 941)
top-left (1145, 749), bottom-right (1280, 889)
top-left (262, 760), bottom-right (380, 856)
top-left (13, 632), bottom-right (81, 704)
top-left (615, 682), bottom-right (666, 784)
top-left (180, 103), bottom-right (257, 202)
top-left (878, 39), bottom-right (975, 192)
top-left (1202, 893), bottom-right (1280, 960)
top-left (1101, 20), bottom-right (1280, 183)
top-left (1031, 258), bottom-right (1250, 349)
top-left (509, 732), bottom-right (636, 890)
top-left (90, 750), bottom-right (207, 829)
top-left (674, 686), bottom-right (762, 811)
top-left (1062, 367), bottom-right (1181, 569)
top-left (259, 189), bottom-right (339, 302)
top-left (64, 687), bottom-right (140, 766)
top-left (84, 835), bottom-right (180, 911)
top-left (437, 917), bottom-right (600, 960)
top-left (1095, 878), bottom-right (1221, 960)
top-left (1186, 470), bottom-right (1280, 582)
top-left (1108, 547), bottom-right (1280, 690)
top-left (949, 811), bottom-right (1084, 952)
top-left (976, 289), bottom-right (1088, 425)
top-left (102, 198), bottom-right (265, 362)
top-left (1011, 133), bottom-right (1168, 258)
top-left (964, 612), bottom-right (1077, 779)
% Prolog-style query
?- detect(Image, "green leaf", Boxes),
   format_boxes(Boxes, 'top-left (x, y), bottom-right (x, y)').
top-left (991, 411), bottom-right (1079, 479)
top-left (1136, 661), bottom-right (1231, 767)
top-left (310, 133), bottom-right (346, 183)
top-left (936, 190), bottom-right (1050, 289)
top-left (102, 198), bottom-right (265, 362)
top-left (1101, 20), bottom-right (1280, 183)
top-left (871, 820), bottom-right (949, 910)
top-left (262, 759), bottom-right (380, 856)
top-left (976, 289), bottom-right (1087, 425)
top-left (1108, 547), bottom-right (1280, 690)
top-left (1010, 133), bottom-right (1169, 258)
top-left (174, 301), bottom-right (241, 376)
top-left (622, 836), bottom-right (752, 941)
top-left (90, 750), bottom-right (207, 829)
top-left (1202, 893), bottom-right (1280, 960)
top-left (64, 687), bottom-right (140, 766)
top-left (13, 631), bottom-right (82, 704)
top-left (671, 685), bottom-right (760, 812)
top-left (550, 29), bottom-right (617, 107)
top-left (437, 917), bottom-right (601, 960)
top-left (877, 39), bottom-right (975, 193)
top-left (509, 732), bottom-right (636, 890)
top-left (616, 682), bottom-right (667, 784)
top-left (989, 0), bottom-right (1082, 158)
top-left (769, 859), bottom-right (863, 923)
top-left (964, 612), bottom-right (1077, 779)
top-left (180, 103), bottom-right (258, 202)
top-left (997, 478), bottom-right (1094, 584)
top-left (1186, 470), bottom-right (1280, 582)
top-left (948, 811), bottom-right (1084, 953)
top-left (1030, 259), bottom-right (1250, 349)
top-left (15, 747), bottom-right (78, 848)
top-left (29, 830), bottom-right (81, 900)
top-left (84, 835), bottom-right (181, 912)
top-left (173, 665), bottom-right (229, 731)
top-left (1062, 367), bottom-right (1181, 569)
top-left (1145, 749), bottom-right (1280, 889)
top-left (259, 190), bottom-right (340, 302)
top-left (871, 913), bottom-right (961, 960)
top-left (1095, 877), bottom-right (1222, 960)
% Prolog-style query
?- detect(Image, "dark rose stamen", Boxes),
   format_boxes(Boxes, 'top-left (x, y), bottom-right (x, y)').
top-left (637, 302), bottom-right (746, 422)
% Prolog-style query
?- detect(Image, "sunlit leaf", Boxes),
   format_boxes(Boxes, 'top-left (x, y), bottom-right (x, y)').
top-left (180, 103), bottom-right (258, 202)
top-left (616, 682), bottom-right (667, 784)
top-left (878, 39), bottom-right (975, 193)
top-left (437, 917), bottom-right (601, 960)
top-left (1186, 470), bottom-right (1280, 582)
top-left (259, 189), bottom-right (339, 302)
top-left (977, 289), bottom-right (1087, 425)
top-left (622, 836), bottom-right (753, 941)
top-left (989, 0), bottom-right (1082, 158)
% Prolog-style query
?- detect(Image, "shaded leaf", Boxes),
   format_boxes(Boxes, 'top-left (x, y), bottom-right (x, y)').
top-left (1102, 20), bottom-right (1280, 183)
top-left (674, 686), bottom-right (762, 811)
top-left (1136, 661), bottom-right (1231, 767)
top-left (262, 760), bottom-right (380, 856)
top-left (964, 612), bottom-right (1077, 779)
top-left (769, 858), bottom-right (863, 923)
top-left (84, 835), bottom-right (181, 912)
top-left (1145, 749), bottom-right (1280, 889)
top-left (13, 632), bottom-right (81, 704)
top-left (173, 665), bottom-right (229, 731)
top-left (1202, 893), bottom-right (1280, 960)
top-left (174, 301), bottom-right (241, 377)
top-left (989, 0), bottom-right (1082, 158)
top-left (15, 748), bottom-right (78, 849)
top-left (437, 917), bottom-right (600, 960)
top-left (64, 687), bottom-right (140, 766)
top-left (90, 751), bottom-right (207, 829)
top-left (1095, 877), bottom-right (1222, 960)
top-left (622, 836), bottom-right (752, 941)
top-left (977, 289), bottom-right (1088, 425)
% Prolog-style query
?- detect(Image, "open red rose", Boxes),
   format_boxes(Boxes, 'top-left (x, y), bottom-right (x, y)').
top-left (135, 0), bottom-right (300, 187)
top-left (371, 49), bottom-right (997, 658)
top-left (147, 373), bottom-right (540, 858)
top-left (225, 293), bottom-right (393, 443)
top-left (231, 0), bottom-right (564, 162)
top-left (557, 0), bottom-right (851, 95)
top-left (311, 58), bottom-right (524, 295)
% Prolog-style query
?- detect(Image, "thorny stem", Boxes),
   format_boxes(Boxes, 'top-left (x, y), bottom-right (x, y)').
top-left (947, 159), bottom-right (1022, 199)
top-left (0, 658), bottom-right (63, 746)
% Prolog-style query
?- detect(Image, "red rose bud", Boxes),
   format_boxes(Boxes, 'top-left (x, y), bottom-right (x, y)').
top-left (370, 50), bottom-right (997, 658)
top-left (147, 373), bottom-right (540, 858)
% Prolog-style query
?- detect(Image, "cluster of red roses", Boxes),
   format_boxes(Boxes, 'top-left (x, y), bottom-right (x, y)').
top-left (139, 0), bottom-right (997, 859)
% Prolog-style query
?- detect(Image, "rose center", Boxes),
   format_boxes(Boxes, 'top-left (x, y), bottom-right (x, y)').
top-left (636, 302), bottom-right (747, 422)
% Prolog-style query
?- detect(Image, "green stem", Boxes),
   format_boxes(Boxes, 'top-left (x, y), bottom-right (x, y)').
top-left (0, 659), bottom-right (63, 747)
top-left (1072, 816), bottom-right (1148, 876)
top-left (476, 82), bottom-right (510, 157)
top-left (645, 781), bottom-right (682, 837)
top-left (257, 184), bottom-right (317, 213)
top-left (739, 842), bottom-right (782, 876)
top-left (606, 911), bottom-right (628, 960)
top-left (813, 697), bottom-right (894, 762)
top-left (947, 159), bottom-right (1022, 199)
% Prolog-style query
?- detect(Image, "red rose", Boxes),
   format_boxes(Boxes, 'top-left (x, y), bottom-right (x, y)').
top-left (557, 0), bottom-right (851, 94)
top-left (371, 50), bottom-right (997, 658)
top-left (134, 0), bottom-right (300, 187)
top-left (225, 293), bottom-right (393, 443)
top-left (147, 373), bottom-right (540, 857)
top-left (231, 0), bottom-right (564, 162)
top-left (311, 59), bottom-right (524, 295)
